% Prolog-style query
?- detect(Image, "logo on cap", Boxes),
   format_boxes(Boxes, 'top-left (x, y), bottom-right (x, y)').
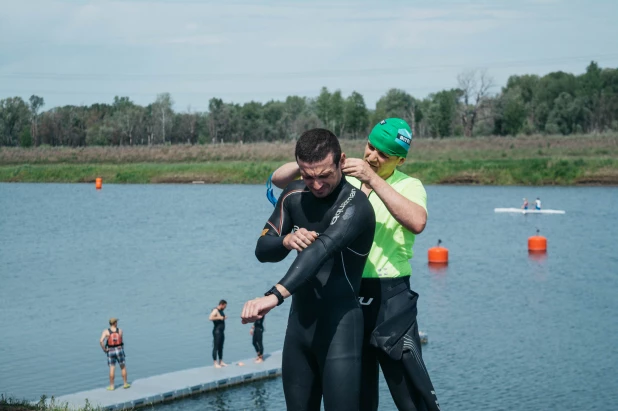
top-left (396, 128), bottom-right (411, 148)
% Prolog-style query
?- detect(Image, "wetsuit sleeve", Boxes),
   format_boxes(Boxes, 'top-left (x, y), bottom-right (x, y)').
top-left (255, 184), bottom-right (299, 263)
top-left (278, 191), bottom-right (375, 295)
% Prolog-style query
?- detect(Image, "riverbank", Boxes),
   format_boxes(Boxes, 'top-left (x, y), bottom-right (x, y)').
top-left (0, 396), bottom-right (103, 411)
top-left (1, 134), bottom-right (616, 185)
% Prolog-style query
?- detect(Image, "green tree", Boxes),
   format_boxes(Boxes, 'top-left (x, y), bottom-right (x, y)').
top-left (330, 90), bottom-right (345, 136)
top-left (151, 93), bottom-right (174, 144)
top-left (457, 69), bottom-right (494, 137)
top-left (373, 88), bottom-right (416, 127)
top-left (426, 89), bottom-right (460, 138)
top-left (29, 95), bottom-right (45, 146)
top-left (546, 92), bottom-right (587, 135)
top-left (283, 96), bottom-right (312, 139)
top-left (240, 101), bottom-right (264, 142)
top-left (0, 97), bottom-right (30, 146)
top-left (493, 87), bottom-right (527, 136)
top-left (314, 87), bottom-right (332, 128)
top-left (344, 91), bottom-right (369, 139)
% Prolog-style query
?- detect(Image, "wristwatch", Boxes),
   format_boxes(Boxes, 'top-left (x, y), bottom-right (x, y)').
top-left (264, 286), bottom-right (285, 306)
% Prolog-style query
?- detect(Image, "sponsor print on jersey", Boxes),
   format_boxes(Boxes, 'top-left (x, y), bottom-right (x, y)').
top-left (342, 205), bottom-right (355, 221)
top-left (358, 296), bottom-right (374, 306)
top-left (330, 189), bottom-right (356, 225)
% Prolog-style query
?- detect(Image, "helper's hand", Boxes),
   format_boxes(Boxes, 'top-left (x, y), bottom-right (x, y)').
top-left (342, 158), bottom-right (378, 186)
top-left (241, 295), bottom-right (278, 324)
top-left (283, 228), bottom-right (318, 252)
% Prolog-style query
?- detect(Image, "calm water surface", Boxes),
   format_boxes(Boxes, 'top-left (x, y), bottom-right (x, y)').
top-left (1, 183), bottom-right (617, 410)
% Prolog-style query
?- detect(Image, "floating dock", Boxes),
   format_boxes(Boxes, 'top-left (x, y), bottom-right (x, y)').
top-left (53, 351), bottom-right (282, 410)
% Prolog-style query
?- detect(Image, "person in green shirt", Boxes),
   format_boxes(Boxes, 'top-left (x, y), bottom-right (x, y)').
top-left (271, 118), bottom-right (440, 411)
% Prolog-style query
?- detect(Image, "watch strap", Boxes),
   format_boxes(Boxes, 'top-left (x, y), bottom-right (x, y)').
top-left (265, 286), bottom-right (284, 306)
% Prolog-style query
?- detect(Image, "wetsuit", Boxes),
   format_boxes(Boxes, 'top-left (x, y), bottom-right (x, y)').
top-left (253, 317), bottom-right (264, 356)
top-left (347, 172), bottom-right (440, 411)
top-left (212, 308), bottom-right (225, 362)
top-left (255, 177), bottom-right (375, 411)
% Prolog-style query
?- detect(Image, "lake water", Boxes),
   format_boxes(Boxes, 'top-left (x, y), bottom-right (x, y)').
top-left (1, 182), bottom-right (617, 411)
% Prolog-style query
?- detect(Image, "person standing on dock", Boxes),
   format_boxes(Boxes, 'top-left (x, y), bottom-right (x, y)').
top-left (241, 128), bottom-right (375, 410)
top-left (270, 119), bottom-right (440, 411)
top-left (250, 316), bottom-right (265, 363)
top-left (209, 300), bottom-right (228, 368)
top-left (99, 318), bottom-right (130, 390)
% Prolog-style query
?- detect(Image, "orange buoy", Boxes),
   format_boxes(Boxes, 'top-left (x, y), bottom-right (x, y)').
top-left (528, 229), bottom-right (547, 252)
top-left (95, 177), bottom-right (102, 190)
top-left (428, 239), bottom-right (448, 264)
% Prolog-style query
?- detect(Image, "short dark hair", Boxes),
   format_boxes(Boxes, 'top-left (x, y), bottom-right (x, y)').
top-left (295, 128), bottom-right (341, 168)
top-left (219, 300), bottom-right (227, 305)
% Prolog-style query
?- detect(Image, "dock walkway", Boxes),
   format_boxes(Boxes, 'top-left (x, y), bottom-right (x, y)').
top-left (53, 351), bottom-right (282, 410)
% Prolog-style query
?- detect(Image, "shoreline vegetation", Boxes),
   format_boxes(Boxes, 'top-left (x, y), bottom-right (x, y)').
top-left (1, 134), bottom-right (617, 185)
top-left (0, 396), bottom-right (106, 411)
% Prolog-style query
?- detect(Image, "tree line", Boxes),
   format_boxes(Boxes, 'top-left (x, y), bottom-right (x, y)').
top-left (1, 62), bottom-right (617, 148)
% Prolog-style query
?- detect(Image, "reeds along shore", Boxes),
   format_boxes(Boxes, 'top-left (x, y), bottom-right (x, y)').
top-left (0, 134), bottom-right (617, 185)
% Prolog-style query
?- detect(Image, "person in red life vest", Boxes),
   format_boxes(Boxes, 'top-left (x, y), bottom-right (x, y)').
top-left (99, 317), bottom-right (130, 390)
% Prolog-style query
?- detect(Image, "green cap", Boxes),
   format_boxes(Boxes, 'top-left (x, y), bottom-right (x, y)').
top-left (368, 118), bottom-right (412, 158)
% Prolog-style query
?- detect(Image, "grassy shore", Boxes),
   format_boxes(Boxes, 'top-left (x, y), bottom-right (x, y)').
top-left (1, 134), bottom-right (616, 185)
top-left (0, 395), bottom-right (106, 411)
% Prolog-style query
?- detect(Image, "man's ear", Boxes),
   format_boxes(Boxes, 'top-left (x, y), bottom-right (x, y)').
top-left (339, 152), bottom-right (347, 168)
top-left (397, 157), bottom-right (406, 166)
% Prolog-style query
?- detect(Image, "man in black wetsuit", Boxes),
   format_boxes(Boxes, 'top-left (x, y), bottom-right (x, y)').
top-left (250, 316), bottom-right (264, 363)
top-left (241, 128), bottom-right (376, 411)
top-left (209, 300), bottom-right (227, 368)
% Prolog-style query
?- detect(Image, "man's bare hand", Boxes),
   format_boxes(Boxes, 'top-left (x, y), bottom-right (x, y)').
top-left (342, 158), bottom-right (378, 185)
top-left (241, 295), bottom-right (278, 324)
top-left (283, 228), bottom-right (318, 251)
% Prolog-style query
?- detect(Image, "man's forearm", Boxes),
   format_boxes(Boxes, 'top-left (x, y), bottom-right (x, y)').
top-left (369, 176), bottom-right (427, 234)
top-left (256, 235), bottom-right (291, 262)
top-left (278, 238), bottom-right (330, 295)
top-left (271, 162), bottom-right (300, 189)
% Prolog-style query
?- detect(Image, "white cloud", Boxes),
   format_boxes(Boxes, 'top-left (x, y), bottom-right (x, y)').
top-left (1, 0), bottom-right (616, 109)
top-left (165, 35), bottom-right (223, 46)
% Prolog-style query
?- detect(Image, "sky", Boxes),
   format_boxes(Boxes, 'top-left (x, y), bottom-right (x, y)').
top-left (1, 0), bottom-right (617, 112)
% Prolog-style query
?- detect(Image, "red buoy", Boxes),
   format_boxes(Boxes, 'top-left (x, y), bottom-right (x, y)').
top-left (528, 229), bottom-right (547, 252)
top-left (95, 177), bottom-right (102, 190)
top-left (428, 239), bottom-right (448, 264)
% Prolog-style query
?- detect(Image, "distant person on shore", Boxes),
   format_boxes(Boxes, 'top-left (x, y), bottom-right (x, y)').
top-left (250, 316), bottom-right (265, 363)
top-left (99, 318), bottom-right (130, 390)
top-left (535, 197), bottom-right (542, 210)
top-left (522, 198), bottom-right (529, 210)
top-left (209, 300), bottom-right (228, 368)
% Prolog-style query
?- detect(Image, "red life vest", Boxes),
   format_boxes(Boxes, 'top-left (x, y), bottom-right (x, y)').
top-left (107, 328), bottom-right (123, 348)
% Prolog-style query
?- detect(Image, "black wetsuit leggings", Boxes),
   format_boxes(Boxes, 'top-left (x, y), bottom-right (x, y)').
top-left (252, 329), bottom-right (264, 356)
top-left (282, 306), bottom-right (363, 411)
top-left (360, 278), bottom-right (440, 411)
top-left (212, 329), bottom-right (224, 362)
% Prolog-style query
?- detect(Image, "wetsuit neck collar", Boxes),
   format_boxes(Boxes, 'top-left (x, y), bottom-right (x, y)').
top-left (320, 175), bottom-right (347, 201)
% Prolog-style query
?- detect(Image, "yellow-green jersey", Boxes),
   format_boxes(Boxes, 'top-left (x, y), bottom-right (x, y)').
top-left (346, 170), bottom-right (427, 279)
